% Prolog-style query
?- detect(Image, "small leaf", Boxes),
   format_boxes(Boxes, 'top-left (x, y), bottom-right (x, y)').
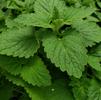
top-left (88, 79), bottom-right (101, 100)
top-left (88, 55), bottom-right (101, 71)
top-left (93, 44), bottom-right (101, 57)
top-left (5, 73), bottom-right (27, 87)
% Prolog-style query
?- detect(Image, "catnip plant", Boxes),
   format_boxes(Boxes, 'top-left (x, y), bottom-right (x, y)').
top-left (0, 0), bottom-right (101, 100)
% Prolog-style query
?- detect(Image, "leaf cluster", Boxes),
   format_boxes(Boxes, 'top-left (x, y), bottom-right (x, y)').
top-left (0, 0), bottom-right (101, 100)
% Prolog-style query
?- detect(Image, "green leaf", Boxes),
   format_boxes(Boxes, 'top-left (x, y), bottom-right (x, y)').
top-left (42, 30), bottom-right (87, 78)
top-left (35, 0), bottom-right (94, 22)
top-left (20, 56), bottom-right (51, 87)
top-left (0, 27), bottom-right (39, 58)
top-left (0, 55), bottom-right (28, 75)
top-left (88, 79), bottom-right (101, 100)
top-left (88, 55), bottom-right (101, 71)
top-left (87, 16), bottom-right (99, 22)
top-left (94, 70), bottom-right (101, 81)
top-left (72, 20), bottom-right (101, 46)
top-left (14, 0), bottom-right (66, 28)
top-left (96, 12), bottom-right (101, 20)
top-left (93, 44), bottom-right (101, 57)
top-left (25, 79), bottom-right (74, 100)
top-left (7, 0), bottom-right (24, 9)
top-left (82, 0), bottom-right (96, 7)
top-left (2, 55), bottom-right (51, 87)
top-left (5, 17), bottom-right (23, 28)
top-left (7, 0), bottom-right (35, 12)
top-left (70, 77), bottom-right (89, 100)
top-left (25, 0), bottom-right (35, 5)
top-left (14, 0), bottom-right (94, 29)
top-left (97, 0), bottom-right (101, 8)
top-left (63, 7), bottom-right (95, 22)
top-left (34, 0), bottom-right (66, 18)
top-left (0, 0), bottom-right (7, 9)
top-left (14, 13), bottom-right (52, 28)
top-left (5, 73), bottom-right (27, 87)
top-left (0, 10), bottom-right (4, 20)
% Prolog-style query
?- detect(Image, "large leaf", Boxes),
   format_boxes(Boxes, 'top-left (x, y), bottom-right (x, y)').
top-left (72, 20), bottom-right (101, 46)
top-left (42, 30), bottom-right (87, 78)
top-left (25, 79), bottom-right (74, 100)
top-left (20, 56), bottom-right (51, 87)
top-left (0, 27), bottom-right (39, 58)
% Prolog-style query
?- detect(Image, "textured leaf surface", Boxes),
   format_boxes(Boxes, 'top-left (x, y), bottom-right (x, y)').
top-left (14, 0), bottom-right (66, 28)
top-left (34, 0), bottom-right (94, 23)
top-left (34, 0), bottom-right (66, 19)
top-left (7, 0), bottom-right (35, 12)
top-left (14, 13), bottom-right (52, 28)
top-left (72, 20), bottom-right (101, 46)
top-left (0, 27), bottom-right (39, 58)
top-left (70, 77), bottom-right (89, 100)
top-left (0, 55), bottom-right (28, 75)
top-left (20, 56), bottom-right (51, 86)
top-left (93, 44), bottom-right (101, 57)
top-left (14, 0), bottom-right (94, 29)
top-left (42, 31), bottom-right (87, 78)
top-left (88, 79), bottom-right (101, 100)
top-left (63, 7), bottom-right (95, 21)
top-left (25, 79), bottom-right (74, 100)
top-left (88, 55), bottom-right (101, 71)
top-left (5, 73), bottom-right (27, 87)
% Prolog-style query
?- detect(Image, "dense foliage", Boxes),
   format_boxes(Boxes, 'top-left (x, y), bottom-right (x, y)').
top-left (0, 0), bottom-right (101, 100)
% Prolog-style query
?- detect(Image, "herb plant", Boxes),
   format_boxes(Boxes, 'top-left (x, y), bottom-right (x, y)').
top-left (0, 0), bottom-right (101, 100)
